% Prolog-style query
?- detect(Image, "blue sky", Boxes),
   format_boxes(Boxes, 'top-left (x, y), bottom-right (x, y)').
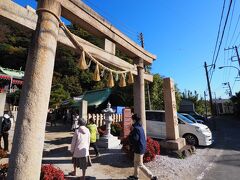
top-left (14, 0), bottom-right (240, 99)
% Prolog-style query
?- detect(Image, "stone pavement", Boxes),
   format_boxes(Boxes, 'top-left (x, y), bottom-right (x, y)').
top-left (1, 122), bottom-right (148, 180)
top-left (43, 123), bottom-right (149, 180)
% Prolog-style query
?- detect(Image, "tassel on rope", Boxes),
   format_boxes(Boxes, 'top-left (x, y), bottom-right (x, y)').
top-left (119, 73), bottom-right (126, 87)
top-left (93, 64), bottom-right (101, 81)
top-left (127, 71), bottom-right (134, 84)
top-left (79, 51), bottom-right (88, 70)
top-left (107, 71), bottom-right (114, 88)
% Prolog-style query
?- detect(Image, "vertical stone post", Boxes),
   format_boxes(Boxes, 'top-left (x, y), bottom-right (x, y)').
top-left (163, 78), bottom-right (179, 140)
top-left (133, 58), bottom-right (146, 134)
top-left (79, 100), bottom-right (88, 120)
top-left (7, 1), bottom-right (61, 179)
top-left (163, 78), bottom-right (186, 150)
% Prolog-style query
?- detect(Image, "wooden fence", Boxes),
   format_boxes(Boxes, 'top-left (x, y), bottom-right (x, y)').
top-left (87, 113), bottom-right (122, 127)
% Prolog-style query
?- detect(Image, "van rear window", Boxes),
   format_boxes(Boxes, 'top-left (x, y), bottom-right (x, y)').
top-left (146, 112), bottom-right (165, 122)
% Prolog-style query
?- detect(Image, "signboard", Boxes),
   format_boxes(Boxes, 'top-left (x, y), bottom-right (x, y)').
top-left (121, 108), bottom-right (132, 138)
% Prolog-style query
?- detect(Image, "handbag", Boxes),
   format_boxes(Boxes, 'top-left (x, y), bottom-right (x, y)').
top-left (87, 155), bottom-right (92, 166)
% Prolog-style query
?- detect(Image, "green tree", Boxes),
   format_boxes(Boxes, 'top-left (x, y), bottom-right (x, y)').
top-left (147, 74), bottom-right (181, 110)
top-left (181, 90), bottom-right (208, 115)
top-left (49, 84), bottom-right (70, 108)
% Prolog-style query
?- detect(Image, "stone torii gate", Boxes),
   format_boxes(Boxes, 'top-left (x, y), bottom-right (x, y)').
top-left (0, 0), bottom-right (156, 179)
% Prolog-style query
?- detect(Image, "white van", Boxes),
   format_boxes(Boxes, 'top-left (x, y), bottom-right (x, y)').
top-left (146, 110), bottom-right (213, 146)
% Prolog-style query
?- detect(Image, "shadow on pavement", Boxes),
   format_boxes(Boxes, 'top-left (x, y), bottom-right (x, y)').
top-left (65, 176), bottom-right (95, 180)
top-left (43, 122), bottom-right (132, 168)
top-left (91, 150), bottom-right (132, 168)
top-left (45, 122), bottom-right (72, 133)
top-left (205, 115), bottom-right (240, 151)
top-left (65, 177), bottom-right (127, 180)
top-left (44, 136), bottom-right (72, 145)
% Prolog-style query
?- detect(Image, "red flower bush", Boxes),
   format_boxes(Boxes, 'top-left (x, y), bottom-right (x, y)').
top-left (0, 163), bottom-right (8, 179)
top-left (98, 125), bottom-right (106, 136)
top-left (143, 137), bottom-right (160, 163)
top-left (111, 122), bottom-right (122, 136)
top-left (0, 149), bottom-right (7, 158)
top-left (40, 164), bottom-right (65, 180)
top-left (121, 136), bottom-right (160, 163)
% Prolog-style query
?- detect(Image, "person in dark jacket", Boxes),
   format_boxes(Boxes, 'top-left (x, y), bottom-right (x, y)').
top-left (0, 112), bottom-right (11, 152)
top-left (128, 114), bottom-right (157, 180)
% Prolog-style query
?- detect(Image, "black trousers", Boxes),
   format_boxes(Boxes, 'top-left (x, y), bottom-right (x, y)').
top-left (0, 132), bottom-right (9, 151)
top-left (90, 142), bottom-right (99, 155)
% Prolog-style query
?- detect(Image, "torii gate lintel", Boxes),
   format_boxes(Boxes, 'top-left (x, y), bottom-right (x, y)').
top-left (4, 0), bottom-right (156, 179)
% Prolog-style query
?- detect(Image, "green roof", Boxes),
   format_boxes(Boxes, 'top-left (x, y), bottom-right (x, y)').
top-left (71, 88), bottom-right (112, 107)
top-left (0, 66), bottom-right (24, 79)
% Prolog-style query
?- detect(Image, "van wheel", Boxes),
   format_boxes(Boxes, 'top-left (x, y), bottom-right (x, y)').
top-left (183, 134), bottom-right (198, 146)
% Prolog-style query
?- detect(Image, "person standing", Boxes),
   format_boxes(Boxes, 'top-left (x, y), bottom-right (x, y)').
top-left (87, 118), bottom-right (100, 157)
top-left (0, 112), bottom-right (12, 152)
top-left (71, 111), bottom-right (79, 131)
top-left (69, 118), bottom-right (91, 180)
top-left (128, 114), bottom-right (157, 180)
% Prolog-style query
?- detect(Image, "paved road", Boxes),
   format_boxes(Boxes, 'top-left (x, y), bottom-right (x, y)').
top-left (199, 116), bottom-right (240, 180)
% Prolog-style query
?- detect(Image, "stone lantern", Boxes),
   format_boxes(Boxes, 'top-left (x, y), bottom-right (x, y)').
top-left (102, 102), bottom-right (115, 138)
top-left (97, 102), bottom-right (121, 149)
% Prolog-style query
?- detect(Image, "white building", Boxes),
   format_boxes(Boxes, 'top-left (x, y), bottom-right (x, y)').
top-left (214, 99), bottom-right (233, 115)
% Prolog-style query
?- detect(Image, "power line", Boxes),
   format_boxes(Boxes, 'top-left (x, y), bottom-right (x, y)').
top-left (231, 78), bottom-right (237, 94)
top-left (229, 12), bottom-right (240, 45)
top-left (212, 0), bottom-right (233, 69)
top-left (210, 0), bottom-right (226, 72)
top-left (209, 0), bottom-right (233, 82)
top-left (233, 29), bottom-right (240, 45)
top-left (226, 57), bottom-right (233, 84)
top-left (209, 0), bottom-right (227, 83)
top-left (225, 0), bottom-right (236, 47)
top-left (223, 49), bottom-right (234, 82)
top-left (223, 50), bottom-right (227, 82)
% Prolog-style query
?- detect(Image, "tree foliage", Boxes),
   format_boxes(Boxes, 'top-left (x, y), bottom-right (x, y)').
top-left (147, 74), bottom-right (182, 110)
top-left (49, 84), bottom-right (70, 108)
top-left (230, 91), bottom-right (240, 116)
top-left (1, 22), bottom-right (191, 111)
top-left (181, 90), bottom-right (209, 115)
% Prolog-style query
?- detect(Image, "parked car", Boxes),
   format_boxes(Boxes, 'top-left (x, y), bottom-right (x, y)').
top-left (181, 113), bottom-right (204, 124)
top-left (179, 111), bottom-right (207, 123)
top-left (146, 110), bottom-right (213, 146)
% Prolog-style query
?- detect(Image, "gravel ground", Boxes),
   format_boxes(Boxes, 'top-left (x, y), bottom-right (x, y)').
top-left (145, 146), bottom-right (222, 180)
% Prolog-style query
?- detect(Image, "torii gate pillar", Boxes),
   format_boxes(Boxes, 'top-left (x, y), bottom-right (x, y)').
top-left (133, 58), bottom-right (146, 135)
top-left (8, 0), bottom-right (61, 179)
top-left (163, 78), bottom-right (186, 150)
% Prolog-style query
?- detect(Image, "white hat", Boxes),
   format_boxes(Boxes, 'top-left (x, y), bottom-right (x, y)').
top-left (3, 114), bottom-right (10, 119)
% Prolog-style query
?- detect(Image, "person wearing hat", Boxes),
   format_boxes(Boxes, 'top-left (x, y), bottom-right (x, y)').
top-left (128, 114), bottom-right (158, 180)
top-left (69, 118), bottom-right (91, 180)
top-left (0, 112), bottom-right (12, 152)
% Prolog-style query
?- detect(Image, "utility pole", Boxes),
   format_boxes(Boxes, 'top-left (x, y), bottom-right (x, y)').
top-left (204, 91), bottom-right (208, 118)
top-left (139, 32), bottom-right (152, 110)
top-left (234, 46), bottom-right (240, 68)
top-left (139, 32), bottom-right (144, 48)
top-left (213, 92), bottom-right (218, 116)
top-left (224, 46), bottom-right (240, 68)
top-left (204, 62), bottom-right (214, 116)
top-left (223, 82), bottom-right (232, 97)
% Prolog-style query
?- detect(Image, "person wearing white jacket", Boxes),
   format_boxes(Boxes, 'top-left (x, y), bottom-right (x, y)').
top-left (69, 118), bottom-right (91, 179)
